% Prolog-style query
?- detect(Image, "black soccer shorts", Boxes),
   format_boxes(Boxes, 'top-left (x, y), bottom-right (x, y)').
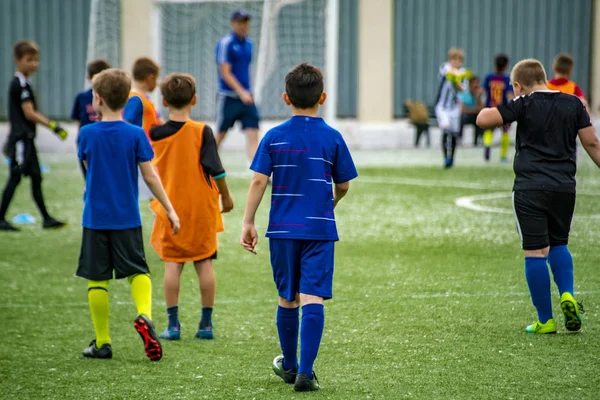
top-left (512, 190), bottom-right (576, 251)
top-left (77, 227), bottom-right (149, 280)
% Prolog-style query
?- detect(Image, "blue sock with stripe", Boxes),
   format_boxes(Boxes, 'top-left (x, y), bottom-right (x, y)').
top-left (548, 245), bottom-right (574, 295)
top-left (524, 257), bottom-right (553, 323)
top-left (299, 304), bottom-right (324, 376)
top-left (276, 306), bottom-right (299, 371)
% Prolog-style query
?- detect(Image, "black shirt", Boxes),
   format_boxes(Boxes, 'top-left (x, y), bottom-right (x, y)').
top-left (498, 91), bottom-right (592, 193)
top-left (150, 121), bottom-right (226, 178)
top-left (8, 73), bottom-right (37, 138)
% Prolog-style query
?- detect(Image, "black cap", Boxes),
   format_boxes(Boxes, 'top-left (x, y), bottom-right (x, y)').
top-left (231, 9), bottom-right (251, 21)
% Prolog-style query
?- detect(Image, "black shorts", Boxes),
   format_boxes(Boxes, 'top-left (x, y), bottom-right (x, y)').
top-left (5, 138), bottom-right (41, 177)
top-left (77, 227), bottom-right (149, 280)
top-left (512, 190), bottom-right (575, 250)
top-left (215, 94), bottom-right (260, 133)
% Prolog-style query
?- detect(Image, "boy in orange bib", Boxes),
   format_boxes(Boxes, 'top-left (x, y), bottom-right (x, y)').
top-left (149, 73), bottom-right (234, 340)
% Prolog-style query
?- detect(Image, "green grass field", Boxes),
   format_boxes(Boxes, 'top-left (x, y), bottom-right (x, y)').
top-left (1, 148), bottom-right (600, 399)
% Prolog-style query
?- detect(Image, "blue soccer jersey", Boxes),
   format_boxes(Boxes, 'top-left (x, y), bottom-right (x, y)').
top-left (71, 89), bottom-right (98, 128)
top-left (250, 116), bottom-right (358, 241)
top-left (78, 121), bottom-right (154, 230)
top-left (483, 73), bottom-right (513, 107)
top-left (216, 33), bottom-right (252, 96)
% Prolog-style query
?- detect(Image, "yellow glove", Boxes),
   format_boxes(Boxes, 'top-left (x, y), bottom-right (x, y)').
top-left (48, 121), bottom-right (68, 141)
top-left (464, 69), bottom-right (473, 80)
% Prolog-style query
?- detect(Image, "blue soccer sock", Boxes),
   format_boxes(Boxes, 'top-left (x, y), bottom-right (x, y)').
top-left (167, 305), bottom-right (179, 329)
top-left (276, 306), bottom-right (299, 371)
top-left (299, 304), bottom-right (325, 376)
top-left (548, 245), bottom-right (574, 296)
top-left (524, 257), bottom-right (553, 323)
top-left (199, 307), bottom-right (213, 329)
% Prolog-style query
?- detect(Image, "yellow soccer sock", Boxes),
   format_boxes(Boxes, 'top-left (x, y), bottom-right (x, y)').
top-left (88, 280), bottom-right (111, 347)
top-left (500, 132), bottom-right (510, 159)
top-left (129, 273), bottom-right (152, 320)
top-left (483, 130), bottom-right (493, 147)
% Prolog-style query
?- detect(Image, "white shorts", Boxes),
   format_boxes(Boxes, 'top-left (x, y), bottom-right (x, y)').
top-left (435, 106), bottom-right (461, 133)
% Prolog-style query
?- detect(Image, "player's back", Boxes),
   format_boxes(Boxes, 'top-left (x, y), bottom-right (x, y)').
top-left (78, 121), bottom-right (153, 229)
top-left (499, 91), bottom-right (588, 192)
top-left (484, 73), bottom-right (512, 107)
top-left (254, 116), bottom-right (355, 241)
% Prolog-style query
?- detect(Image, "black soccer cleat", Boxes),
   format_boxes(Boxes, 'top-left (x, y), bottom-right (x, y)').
top-left (294, 372), bottom-right (320, 392)
top-left (133, 314), bottom-right (163, 361)
top-left (43, 217), bottom-right (66, 229)
top-left (0, 219), bottom-right (19, 231)
top-left (272, 355), bottom-right (297, 384)
top-left (82, 340), bottom-right (112, 359)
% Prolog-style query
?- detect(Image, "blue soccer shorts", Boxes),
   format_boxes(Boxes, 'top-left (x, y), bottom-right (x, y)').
top-left (269, 239), bottom-right (335, 302)
top-left (215, 94), bottom-right (260, 133)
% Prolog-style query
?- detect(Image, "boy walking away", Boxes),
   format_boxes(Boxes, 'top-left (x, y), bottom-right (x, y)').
top-left (458, 76), bottom-right (485, 146)
top-left (77, 68), bottom-right (180, 360)
top-left (124, 57), bottom-right (163, 201)
top-left (241, 63), bottom-right (358, 391)
top-left (482, 54), bottom-right (514, 162)
top-left (477, 59), bottom-right (599, 334)
top-left (149, 73), bottom-right (234, 341)
top-left (71, 58), bottom-right (111, 178)
top-left (547, 53), bottom-right (588, 110)
top-left (435, 48), bottom-right (470, 169)
top-left (0, 41), bottom-right (67, 231)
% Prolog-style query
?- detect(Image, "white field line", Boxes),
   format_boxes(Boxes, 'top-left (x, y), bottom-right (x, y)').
top-left (3, 290), bottom-right (600, 309)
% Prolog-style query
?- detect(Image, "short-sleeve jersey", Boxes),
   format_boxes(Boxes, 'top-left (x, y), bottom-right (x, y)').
top-left (216, 33), bottom-right (252, 96)
top-left (78, 121), bottom-right (154, 230)
top-left (123, 91), bottom-right (161, 136)
top-left (71, 89), bottom-right (99, 128)
top-left (250, 116), bottom-right (358, 241)
top-left (8, 72), bottom-right (36, 137)
top-left (497, 91), bottom-right (591, 193)
top-left (483, 73), bottom-right (513, 107)
top-left (435, 62), bottom-right (466, 110)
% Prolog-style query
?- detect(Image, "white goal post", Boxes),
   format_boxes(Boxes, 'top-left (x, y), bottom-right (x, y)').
top-left (150, 0), bottom-right (339, 123)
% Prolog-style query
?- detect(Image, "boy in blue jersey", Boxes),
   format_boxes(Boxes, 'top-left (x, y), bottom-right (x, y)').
top-left (71, 58), bottom-right (111, 177)
top-left (241, 63), bottom-right (358, 392)
top-left (77, 68), bottom-right (180, 361)
top-left (482, 54), bottom-right (514, 162)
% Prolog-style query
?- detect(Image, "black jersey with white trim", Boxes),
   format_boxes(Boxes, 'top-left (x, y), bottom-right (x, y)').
top-left (8, 72), bottom-right (37, 137)
top-left (498, 91), bottom-right (592, 193)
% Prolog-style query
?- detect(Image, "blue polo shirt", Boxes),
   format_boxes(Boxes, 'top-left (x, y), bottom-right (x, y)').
top-left (71, 89), bottom-right (98, 128)
top-left (78, 121), bottom-right (154, 230)
top-left (216, 32), bottom-right (252, 96)
top-left (250, 116), bottom-right (358, 241)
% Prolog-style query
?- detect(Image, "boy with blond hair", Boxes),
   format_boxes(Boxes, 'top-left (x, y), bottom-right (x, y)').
top-left (241, 63), bottom-right (357, 391)
top-left (547, 53), bottom-right (588, 110)
top-left (149, 73), bottom-right (234, 340)
top-left (0, 40), bottom-right (67, 231)
top-left (477, 59), bottom-right (599, 334)
top-left (77, 68), bottom-right (180, 360)
top-left (435, 48), bottom-right (470, 168)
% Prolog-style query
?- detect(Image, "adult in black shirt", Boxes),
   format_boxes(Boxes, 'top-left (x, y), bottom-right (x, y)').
top-left (477, 58), bottom-right (598, 335)
top-left (0, 41), bottom-right (68, 231)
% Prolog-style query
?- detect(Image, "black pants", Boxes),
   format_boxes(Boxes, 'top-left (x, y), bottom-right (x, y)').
top-left (0, 139), bottom-right (49, 221)
top-left (460, 113), bottom-right (484, 146)
top-left (414, 123), bottom-right (430, 147)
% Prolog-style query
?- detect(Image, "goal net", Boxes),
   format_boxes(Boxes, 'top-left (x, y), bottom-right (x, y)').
top-left (152, 0), bottom-right (337, 122)
top-left (85, 0), bottom-right (121, 88)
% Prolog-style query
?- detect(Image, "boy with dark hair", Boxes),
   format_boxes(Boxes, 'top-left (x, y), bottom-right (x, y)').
top-left (482, 53), bottom-right (514, 162)
top-left (149, 73), bottom-right (234, 341)
top-left (71, 58), bottom-right (111, 177)
top-left (458, 76), bottom-right (485, 146)
top-left (547, 53), bottom-right (588, 110)
top-left (123, 57), bottom-right (163, 200)
top-left (241, 63), bottom-right (357, 391)
top-left (477, 59), bottom-right (599, 334)
top-left (0, 40), bottom-right (67, 231)
top-left (77, 68), bottom-right (180, 360)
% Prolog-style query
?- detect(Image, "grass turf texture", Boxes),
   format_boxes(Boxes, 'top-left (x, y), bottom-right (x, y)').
top-left (1, 149), bottom-right (600, 399)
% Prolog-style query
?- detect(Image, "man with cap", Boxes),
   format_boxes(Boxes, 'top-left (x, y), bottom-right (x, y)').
top-left (215, 9), bottom-right (260, 165)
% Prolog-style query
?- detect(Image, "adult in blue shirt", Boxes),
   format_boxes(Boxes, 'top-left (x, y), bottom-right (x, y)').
top-left (215, 9), bottom-right (260, 165)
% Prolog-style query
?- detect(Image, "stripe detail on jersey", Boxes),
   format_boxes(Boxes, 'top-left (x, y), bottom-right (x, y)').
top-left (270, 142), bottom-right (290, 146)
top-left (272, 194), bottom-right (305, 197)
top-left (308, 157), bottom-right (333, 165)
top-left (266, 231), bottom-right (291, 234)
top-left (217, 35), bottom-right (233, 64)
top-left (308, 179), bottom-right (333, 184)
top-left (306, 217), bottom-right (336, 221)
top-left (273, 165), bottom-right (298, 168)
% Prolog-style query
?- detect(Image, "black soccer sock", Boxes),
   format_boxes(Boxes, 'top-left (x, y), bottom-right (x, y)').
top-left (442, 132), bottom-right (449, 159)
top-left (450, 135), bottom-right (457, 160)
top-left (199, 307), bottom-right (213, 329)
top-left (0, 169), bottom-right (22, 220)
top-left (30, 173), bottom-right (50, 219)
